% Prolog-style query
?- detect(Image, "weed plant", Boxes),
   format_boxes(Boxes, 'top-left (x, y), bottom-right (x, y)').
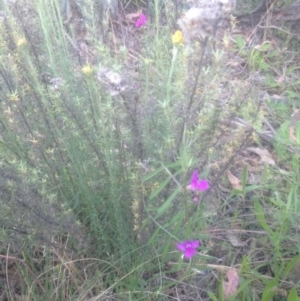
top-left (0, 0), bottom-right (300, 300)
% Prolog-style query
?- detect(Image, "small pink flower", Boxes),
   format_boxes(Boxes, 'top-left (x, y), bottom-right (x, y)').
top-left (135, 14), bottom-right (147, 28)
top-left (188, 171), bottom-right (210, 192)
top-left (177, 240), bottom-right (200, 259)
top-left (193, 195), bottom-right (199, 203)
top-left (277, 75), bottom-right (284, 83)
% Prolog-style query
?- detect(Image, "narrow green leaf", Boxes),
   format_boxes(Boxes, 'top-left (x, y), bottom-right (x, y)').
top-left (287, 188), bottom-right (293, 212)
top-left (141, 217), bottom-right (150, 230)
top-left (231, 279), bottom-right (254, 300)
top-left (165, 160), bottom-right (182, 169)
top-left (293, 185), bottom-right (300, 213)
top-left (164, 210), bottom-right (184, 228)
top-left (173, 210), bottom-right (185, 235)
top-left (241, 164), bottom-right (248, 191)
top-left (254, 197), bottom-right (270, 233)
top-left (270, 192), bottom-right (284, 208)
top-left (269, 50), bottom-right (279, 58)
top-left (244, 185), bottom-right (259, 193)
top-left (143, 165), bottom-right (164, 182)
top-left (261, 279), bottom-right (278, 301)
top-left (259, 43), bottom-right (271, 52)
top-left (161, 236), bottom-right (172, 262)
top-left (236, 35), bottom-right (245, 49)
top-left (283, 255), bottom-right (300, 278)
top-left (149, 176), bottom-right (171, 199)
top-left (207, 291), bottom-right (219, 301)
top-left (288, 287), bottom-right (299, 301)
top-left (154, 187), bottom-right (180, 219)
top-left (147, 227), bottom-right (160, 246)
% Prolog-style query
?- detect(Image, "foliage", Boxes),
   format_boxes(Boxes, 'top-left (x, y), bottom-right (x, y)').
top-left (0, 0), bottom-right (300, 300)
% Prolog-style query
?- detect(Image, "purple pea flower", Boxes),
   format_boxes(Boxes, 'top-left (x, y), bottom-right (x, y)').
top-left (177, 240), bottom-right (200, 259)
top-left (135, 14), bottom-right (147, 28)
top-left (189, 171), bottom-right (210, 192)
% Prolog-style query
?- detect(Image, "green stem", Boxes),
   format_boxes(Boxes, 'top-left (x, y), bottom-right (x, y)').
top-left (166, 46), bottom-right (178, 105)
top-left (183, 172), bottom-right (191, 237)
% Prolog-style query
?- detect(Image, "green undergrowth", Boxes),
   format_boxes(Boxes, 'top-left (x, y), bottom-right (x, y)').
top-left (0, 0), bottom-right (300, 300)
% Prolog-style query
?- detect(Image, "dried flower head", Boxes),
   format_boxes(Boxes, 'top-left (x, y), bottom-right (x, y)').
top-left (105, 71), bottom-right (122, 85)
top-left (49, 78), bottom-right (64, 90)
top-left (217, 0), bottom-right (236, 15)
top-left (97, 68), bottom-right (127, 96)
top-left (8, 91), bottom-right (20, 102)
top-left (177, 7), bottom-right (214, 41)
top-left (177, 0), bottom-right (236, 42)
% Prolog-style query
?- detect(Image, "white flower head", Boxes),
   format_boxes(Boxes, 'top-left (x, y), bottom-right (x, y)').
top-left (105, 71), bottom-right (122, 85)
top-left (97, 68), bottom-right (128, 96)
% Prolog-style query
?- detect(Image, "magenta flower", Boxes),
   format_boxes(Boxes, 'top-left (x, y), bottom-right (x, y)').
top-left (177, 240), bottom-right (200, 259)
top-left (135, 14), bottom-right (147, 27)
top-left (189, 171), bottom-right (209, 191)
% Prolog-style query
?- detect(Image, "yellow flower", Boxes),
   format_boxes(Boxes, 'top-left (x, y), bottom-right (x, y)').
top-left (172, 30), bottom-right (183, 45)
top-left (17, 38), bottom-right (27, 47)
top-left (82, 65), bottom-right (93, 76)
top-left (144, 58), bottom-right (152, 65)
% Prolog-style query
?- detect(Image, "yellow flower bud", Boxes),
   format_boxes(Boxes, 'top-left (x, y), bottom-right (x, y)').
top-left (172, 30), bottom-right (183, 45)
top-left (82, 65), bottom-right (93, 76)
top-left (17, 38), bottom-right (27, 47)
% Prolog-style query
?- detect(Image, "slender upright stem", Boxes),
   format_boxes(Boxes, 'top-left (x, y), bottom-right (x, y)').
top-left (176, 37), bottom-right (208, 153)
top-left (183, 174), bottom-right (191, 237)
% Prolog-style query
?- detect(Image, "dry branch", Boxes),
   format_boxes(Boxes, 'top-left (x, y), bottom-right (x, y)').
top-left (236, 0), bottom-right (300, 33)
